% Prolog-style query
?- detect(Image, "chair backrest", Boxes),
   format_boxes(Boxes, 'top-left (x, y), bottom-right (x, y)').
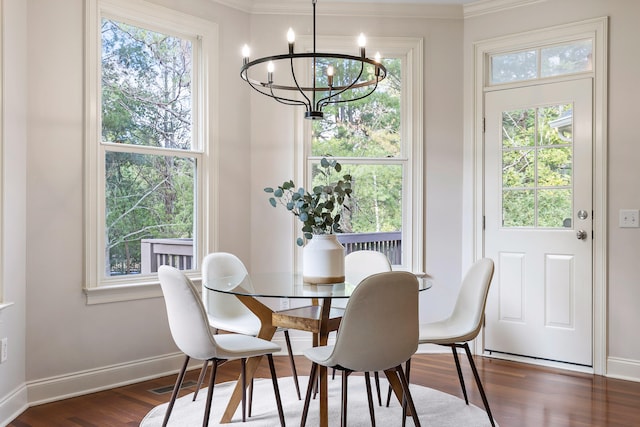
top-left (449, 258), bottom-right (495, 342)
top-left (158, 265), bottom-right (218, 360)
top-left (329, 271), bottom-right (419, 372)
top-left (201, 252), bottom-right (260, 334)
top-left (335, 250), bottom-right (393, 310)
top-left (344, 250), bottom-right (392, 286)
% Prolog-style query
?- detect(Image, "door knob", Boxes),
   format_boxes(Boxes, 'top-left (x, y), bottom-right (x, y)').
top-left (576, 230), bottom-right (588, 240)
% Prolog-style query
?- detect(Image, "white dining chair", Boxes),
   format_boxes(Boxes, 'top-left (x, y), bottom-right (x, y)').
top-left (411, 258), bottom-right (496, 426)
top-left (331, 250), bottom-right (392, 404)
top-left (157, 265), bottom-right (285, 427)
top-left (300, 271), bottom-right (421, 427)
top-left (194, 252), bottom-right (302, 403)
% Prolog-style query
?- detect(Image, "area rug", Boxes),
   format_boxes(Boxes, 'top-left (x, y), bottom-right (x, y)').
top-left (140, 376), bottom-right (495, 426)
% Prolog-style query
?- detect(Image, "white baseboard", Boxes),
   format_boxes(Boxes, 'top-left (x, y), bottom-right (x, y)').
top-left (26, 352), bottom-right (201, 407)
top-left (0, 384), bottom-right (28, 427)
top-left (607, 357), bottom-right (640, 382)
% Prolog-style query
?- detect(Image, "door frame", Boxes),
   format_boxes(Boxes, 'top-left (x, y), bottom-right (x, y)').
top-left (468, 17), bottom-right (608, 375)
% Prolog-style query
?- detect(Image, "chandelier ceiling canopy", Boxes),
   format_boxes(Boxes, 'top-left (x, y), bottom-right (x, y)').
top-left (239, 0), bottom-right (388, 120)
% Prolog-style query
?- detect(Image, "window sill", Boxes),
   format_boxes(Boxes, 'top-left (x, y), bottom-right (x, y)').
top-left (84, 275), bottom-right (202, 305)
top-left (84, 282), bottom-right (163, 305)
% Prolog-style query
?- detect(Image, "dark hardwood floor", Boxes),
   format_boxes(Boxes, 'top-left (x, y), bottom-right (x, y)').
top-left (8, 353), bottom-right (640, 426)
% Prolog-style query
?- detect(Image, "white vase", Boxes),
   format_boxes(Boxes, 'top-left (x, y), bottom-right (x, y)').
top-left (302, 234), bottom-right (345, 284)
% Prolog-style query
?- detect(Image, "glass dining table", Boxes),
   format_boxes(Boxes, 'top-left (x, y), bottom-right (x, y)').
top-left (204, 271), bottom-right (432, 426)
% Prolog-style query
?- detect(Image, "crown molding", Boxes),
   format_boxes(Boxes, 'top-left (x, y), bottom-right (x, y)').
top-left (463, 0), bottom-right (547, 18)
top-left (210, 0), bottom-right (464, 20)
top-left (211, 0), bottom-right (549, 20)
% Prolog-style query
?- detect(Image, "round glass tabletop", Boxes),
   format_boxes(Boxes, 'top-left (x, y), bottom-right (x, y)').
top-left (204, 272), bottom-right (432, 299)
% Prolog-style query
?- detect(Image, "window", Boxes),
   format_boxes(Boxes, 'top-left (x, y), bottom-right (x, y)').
top-left (490, 39), bottom-right (592, 85)
top-left (85, 0), bottom-right (217, 303)
top-left (303, 37), bottom-right (423, 272)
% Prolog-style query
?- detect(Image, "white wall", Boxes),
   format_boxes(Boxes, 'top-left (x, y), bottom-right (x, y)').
top-left (3, 0), bottom-right (640, 423)
top-left (463, 0), bottom-right (640, 379)
top-left (0, 0), bottom-right (28, 423)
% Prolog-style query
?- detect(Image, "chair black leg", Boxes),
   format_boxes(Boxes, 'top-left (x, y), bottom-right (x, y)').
top-left (374, 371), bottom-right (382, 406)
top-left (284, 329), bottom-right (302, 400)
top-left (450, 345), bottom-right (469, 404)
top-left (248, 377), bottom-right (254, 417)
top-left (192, 360), bottom-right (208, 401)
top-left (162, 355), bottom-right (189, 427)
top-left (365, 372), bottom-right (376, 426)
top-left (341, 370), bottom-right (349, 427)
top-left (462, 343), bottom-right (495, 427)
top-left (385, 382), bottom-right (393, 407)
top-left (241, 358), bottom-right (247, 422)
top-left (300, 362), bottom-right (318, 427)
top-left (267, 354), bottom-right (286, 427)
top-left (202, 359), bottom-right (218, 427)
top-left (387, 358), bottom-right (410, 408)
top-left (395, 365), bottom-right (421, 427)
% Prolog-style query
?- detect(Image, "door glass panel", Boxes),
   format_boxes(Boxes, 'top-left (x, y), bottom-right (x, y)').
top-left (503, 149), bottom-right (534, 187)
top-left (502, 109), bottom-right (535, 147)
top-left (538, 189), bottom-right (572, 228)
top-left (502, 190), bottom-right (535, 227)
top-left (501, 103), bottom-right (573, 228)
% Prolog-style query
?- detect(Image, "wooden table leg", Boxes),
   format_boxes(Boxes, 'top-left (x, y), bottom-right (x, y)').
top-left (384, 367), bottom-right (414, 417)
top-left (219, 295), bottom-right (276, 424)
top-left (317, 298), bottom-right (332, 427)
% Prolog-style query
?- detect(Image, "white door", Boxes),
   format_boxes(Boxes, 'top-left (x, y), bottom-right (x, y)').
top-left (484, 79), bottom-right (593, 367)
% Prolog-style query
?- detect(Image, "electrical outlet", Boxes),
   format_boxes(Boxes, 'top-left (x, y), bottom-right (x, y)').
top-left (1, 338), bottom-right (7, 363)
top-left (619, 209), bottom-right (640, 228)
top-left (279, 297), bottom-right (290, 310)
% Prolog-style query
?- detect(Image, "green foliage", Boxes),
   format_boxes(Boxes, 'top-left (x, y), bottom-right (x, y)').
top-left (265, 158), bottom-right (353, 246)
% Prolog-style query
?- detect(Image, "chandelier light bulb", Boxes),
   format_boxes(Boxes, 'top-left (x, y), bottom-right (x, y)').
top-left (358, 33), bottom-right (366, 57)
top-left (267, 61), bottom-right (274, 84)
top-left (242, 44), bottom-right (250, 65)
top-left (374, 52), bottom-right (381, 63)
top-left (327, 65), bottom-right (334, 87)
top-left (358, 33), bottom-right (366, 47)
top-left (287, 28), bottom-right (296, 44)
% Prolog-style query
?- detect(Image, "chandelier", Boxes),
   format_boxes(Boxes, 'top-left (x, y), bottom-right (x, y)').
top-left (240, 0), bottom-right (387, 120)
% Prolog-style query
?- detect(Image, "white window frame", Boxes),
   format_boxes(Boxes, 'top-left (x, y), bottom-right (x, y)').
top-left (84, 0), bottom-right (218, 304)
top-left (0, 0), bottom-right (4, 307)
top-left (296, 36), bottom-right (424, 274)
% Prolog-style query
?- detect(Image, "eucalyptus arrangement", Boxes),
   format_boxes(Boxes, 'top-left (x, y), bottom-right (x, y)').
top-left (264, 157), bottom-right (353, 246)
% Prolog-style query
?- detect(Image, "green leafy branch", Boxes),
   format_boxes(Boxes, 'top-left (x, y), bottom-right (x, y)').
top-left (264, 157), bottom-right (353, 246)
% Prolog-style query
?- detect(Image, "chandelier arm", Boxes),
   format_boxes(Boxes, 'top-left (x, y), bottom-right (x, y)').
top-left (269, 84), bottom-right (313, 109)
top-left (319, 79), bottom-right (380, 109)
top-left (315, 62), bottom-right (365, 110)
top-left (242, 72), bottom-right (311, 108)
top-left (289, 56), bottom-right (313, 106)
